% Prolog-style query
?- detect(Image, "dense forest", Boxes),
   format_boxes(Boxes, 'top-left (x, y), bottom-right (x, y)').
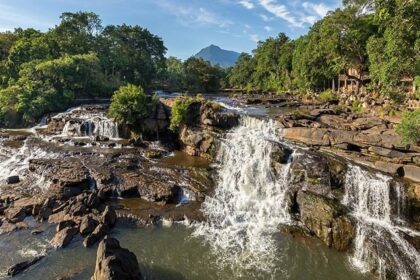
top-left (227, 0), bottom-right (419, 98)
top-left (0, 0), bottom-right (419, 128)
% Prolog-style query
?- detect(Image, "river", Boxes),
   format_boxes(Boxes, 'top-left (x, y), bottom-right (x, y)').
top-left (0, 94), bottom-right (418, 279)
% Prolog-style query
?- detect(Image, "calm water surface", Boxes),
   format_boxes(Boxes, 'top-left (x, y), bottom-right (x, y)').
top-left (0, 224), bottom-right (371, 280)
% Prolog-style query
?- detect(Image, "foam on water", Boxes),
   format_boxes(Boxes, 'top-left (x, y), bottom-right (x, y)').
top-left (193, 116), bottom-right (294, 272)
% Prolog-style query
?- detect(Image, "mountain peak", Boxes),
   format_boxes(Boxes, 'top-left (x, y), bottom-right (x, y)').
top-left (194, 45), bottom-right (240, 68)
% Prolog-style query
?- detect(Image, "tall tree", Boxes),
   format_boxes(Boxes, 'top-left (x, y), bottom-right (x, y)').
top-left (97, 24), bottom-right (166, 90)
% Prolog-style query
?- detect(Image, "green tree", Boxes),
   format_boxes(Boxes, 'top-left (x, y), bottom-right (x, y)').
top-left (51, 12), bottom-right (102, 55)
top-left (252, 33), bottom-right (294, 93)
top-left (97, 24), bottom-right (166, 90)
top-left (228, 53), bottom-right (255, 90)
top-left (183, 57), bottom-right (222, 93)
top-left (396, 110), bottom-right (420, 145)
top-left (108, 84), bottom-right (158, 131)
top-left (367, 0), bottom-right (419, 96)
top-left (164, 56), bottom-right (185, 92)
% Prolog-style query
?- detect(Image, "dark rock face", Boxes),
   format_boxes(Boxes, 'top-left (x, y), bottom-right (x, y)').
top-left (7, 256), bottom-right (45, 276)
top-left (297, 191), bottom-right (355, 251)
top-left (91, 236), bottom-right (142, 280)
top-left (6, 176), bottom-right (20, 184)
top-left (271, 147), bottom-right (355, 251)
top-left (178, 102), bottom-right (239, 159)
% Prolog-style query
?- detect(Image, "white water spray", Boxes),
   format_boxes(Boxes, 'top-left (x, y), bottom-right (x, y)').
top-left (343, 165), bottom-right (420, 279)
top-left (193, 116), bottom-right (294, 272)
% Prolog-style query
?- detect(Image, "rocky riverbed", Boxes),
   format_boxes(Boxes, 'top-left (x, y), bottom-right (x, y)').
top-left (0, 95), bottom-right (419, 280)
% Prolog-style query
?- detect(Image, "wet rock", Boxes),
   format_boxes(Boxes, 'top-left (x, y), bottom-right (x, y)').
top-left (51, 226), bottom-right (79, 248)
top-left (56, 220), bottom-right (77, 232)
top-left (38, 197), bottom-right (55, 221)
top-left (91, 236), bottom-right (142, 280)
top-left (29, 158), bottom-right (90, 199)
top-left (95, 136), bottom-right (110, 142)
top-left (289, 151), bottom-right (334, 197)
top-left (67, 201), bottom-right (87, 217)
top-left (101, 206), bottom-right (116, 227)
top-left (5, 206), bottom-right (27, 223)
top-left (283, 128), bottom-right (330, 146)
top-left (7, 255), bottom-right (45, 276)
top-left (80, 216), bottom-right (99, 235)
top-left (86, 193), bottom-right (101, 209)
top-left (83, 224), bottom-right (110, 248)
top-left (179, 126), bottom-right (216, 159)
top-left (368, 146), bottom-right (408, 159)
top-left (31, 229), bottom-right (44, 235)
top-left (6, 176), bottom-right (20, 184)
top-left (296, 191), bottom-right (354, 251)
top-left (400, 165), bottom-right (420, 183)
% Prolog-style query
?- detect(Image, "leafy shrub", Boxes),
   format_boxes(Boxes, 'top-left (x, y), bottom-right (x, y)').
top-left (351, 100), bottom-right (364, 113)
top-left (169, 96), bottom-right (197, 131)
top-left (396, 110), bottom-right (420, 145)
top-left (318, 89), bottom-right (336, 102)
top-left (109, 84), bottom-right (158, 130)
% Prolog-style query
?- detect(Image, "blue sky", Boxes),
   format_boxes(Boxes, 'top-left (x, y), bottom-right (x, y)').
top-left (0, 0), bottom-right (341, 59)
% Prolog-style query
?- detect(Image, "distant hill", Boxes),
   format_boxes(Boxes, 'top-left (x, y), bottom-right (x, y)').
top-left (194, 45), bottom-right (240, 68)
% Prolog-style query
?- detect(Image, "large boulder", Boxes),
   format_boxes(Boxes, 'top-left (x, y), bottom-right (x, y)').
top-left (51, 226), bottom-right (79, 248)
top-left (296, 191), bottom-right (355, 251)
top-left (91, 236), bottom-right (142, 280)
top-left (83, 223), bottom-right (110, 248)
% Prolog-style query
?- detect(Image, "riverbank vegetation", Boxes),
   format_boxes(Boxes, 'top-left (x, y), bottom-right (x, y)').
top-left (226, 0), bottom-right (419, 101)
top-left (109, 84), bottom-right (158, 132)
top-left (0, 12), bottom-right (166, 127)
top-left (0, 0), bottom-right (418, 128)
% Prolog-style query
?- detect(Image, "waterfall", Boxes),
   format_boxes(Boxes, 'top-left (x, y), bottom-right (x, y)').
top-left (0, 139), bottom-right (60, 191)
top-left (193, 116), bottom-right (294, 272)
top-left (62, 116), bottom-right (119, 139)
top-left (343, 165), bottom-right (420, 279)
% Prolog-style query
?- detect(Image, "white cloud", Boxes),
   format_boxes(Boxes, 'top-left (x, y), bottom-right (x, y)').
top-left (302, 2), bottom-right (330, 17)
top-left (264, 26), bottom-right (272, 32)
top-left (256, 1), bottom-right (340, 28)
top-left (257, 0), bottom-right (301, 27)
top-left (158, 2), bottom-right (232, 29)
top-left (239, 0), bottom-right (255, 9)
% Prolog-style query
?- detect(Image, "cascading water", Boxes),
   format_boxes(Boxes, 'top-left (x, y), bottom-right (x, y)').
top-left (55, 106), bottom-right (119, 139)
top-left (343, 165), bottom-right (420, 279)
top-left (193, 116), bottom-right (294, 272)
top-left (61, 116), bottom-right (119, 139)
top-left (0, 139), bottom-right (61, 192)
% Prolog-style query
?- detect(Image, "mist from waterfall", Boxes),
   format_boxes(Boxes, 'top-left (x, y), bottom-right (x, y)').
top-left (193, 116), bottom-right (294, 272)
top-left (343, 165), bottom-right (420, 280)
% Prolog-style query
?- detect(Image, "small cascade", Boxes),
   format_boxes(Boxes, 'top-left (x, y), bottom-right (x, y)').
top-left (343, 165), bottom-right (420, 279)
top-left (193, 116), bottom-right (294, 272)
top-left (0, 139), bottom-right (60, 190)
top-left (62, 116), bottom-right (119, 139)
